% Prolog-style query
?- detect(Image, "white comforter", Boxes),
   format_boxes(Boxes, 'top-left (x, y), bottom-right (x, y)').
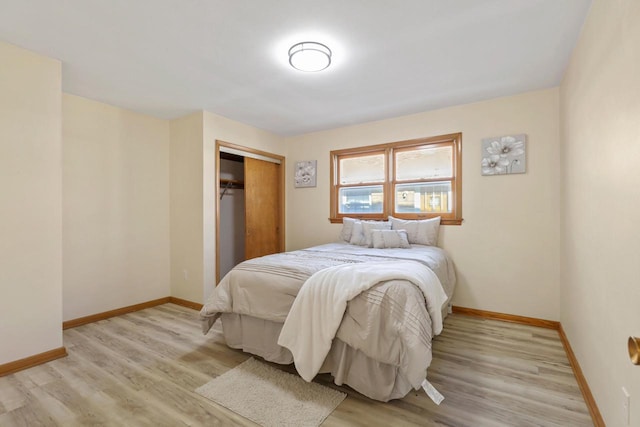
top-left (201, 243), bottom-right (455, 332)
top-left (200, 243), bottom-right (456, 400)
top-left (278, 260), bottom-right (447, 385)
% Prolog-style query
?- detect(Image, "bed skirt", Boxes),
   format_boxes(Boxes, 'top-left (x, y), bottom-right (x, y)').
top-left (221, 313), bottom-right (414, 401)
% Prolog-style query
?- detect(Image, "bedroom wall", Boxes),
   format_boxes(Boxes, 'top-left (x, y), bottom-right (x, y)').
top-left (560, 0), bottom-right (640, 425)
top-left (285, 88), bottom-right (561, 321)
top-left (0, 42), bottom-right (63, 363)
top-left (62, 94), bottom-right (171, 321)
top-left (170, 112), bottom-right (205, 304)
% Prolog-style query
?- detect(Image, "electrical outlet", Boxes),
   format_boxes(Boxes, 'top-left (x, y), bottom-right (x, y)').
top-left (183, 269), bottom-right (189, 280)
top-left (622, 386), bottom-right (630, 426)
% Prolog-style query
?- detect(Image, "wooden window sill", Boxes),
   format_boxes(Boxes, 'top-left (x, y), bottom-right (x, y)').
top-left (328, 217), bottom-right (462, 225)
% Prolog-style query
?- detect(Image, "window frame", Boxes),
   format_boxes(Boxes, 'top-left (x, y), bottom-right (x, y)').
top-left (329, 133), bottom-right (462, 225)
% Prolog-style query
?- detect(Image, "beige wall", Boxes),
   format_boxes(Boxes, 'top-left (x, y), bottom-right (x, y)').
top-left (169, 111), bottom-right (283, 303)
top-left (560, 0), bottom-right (640, 425)
top-left (62, 94), bottom-right (170, 321)
top-left (0, 42), bottom-right (63, 363)
top-left (169, 112), bottom-right (205, 303)
top-left (285, 88), bottom-right (561, 320)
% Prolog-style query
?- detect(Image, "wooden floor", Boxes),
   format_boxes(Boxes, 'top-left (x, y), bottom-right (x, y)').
top-left (0, 304), bottom-right (592, 426)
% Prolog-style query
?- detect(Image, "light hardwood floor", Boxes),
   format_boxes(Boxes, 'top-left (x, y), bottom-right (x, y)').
top-left (0, 304), bottom-right (592, 426)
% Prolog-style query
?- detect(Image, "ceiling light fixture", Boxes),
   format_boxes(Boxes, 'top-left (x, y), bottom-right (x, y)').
top-left (288, 41), bottom-right (332, 72)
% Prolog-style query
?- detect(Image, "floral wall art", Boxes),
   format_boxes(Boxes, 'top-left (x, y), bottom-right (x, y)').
top-left (294, 160), bottom-right (317, 188)
top-left (481, 134), bottom-right (526, 175)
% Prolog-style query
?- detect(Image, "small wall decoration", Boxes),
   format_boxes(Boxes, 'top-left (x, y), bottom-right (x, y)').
top-left (481, 134), bottom-right (526, 175)
top-left (294, 160), bottom-right (317, 188)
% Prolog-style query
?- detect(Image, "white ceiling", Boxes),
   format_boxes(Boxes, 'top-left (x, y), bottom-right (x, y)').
top-left (0, 1), bottom-right (592, 136)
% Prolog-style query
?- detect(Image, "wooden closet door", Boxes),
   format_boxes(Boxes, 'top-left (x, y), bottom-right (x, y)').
top-left (244, 157), bottom-right (281, 260)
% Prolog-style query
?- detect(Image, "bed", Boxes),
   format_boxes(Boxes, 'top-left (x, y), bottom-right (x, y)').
top-left (200, 223), bottom-right (456, 402)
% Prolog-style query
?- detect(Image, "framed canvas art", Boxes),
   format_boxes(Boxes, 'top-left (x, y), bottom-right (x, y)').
top-left (294, 160), bottom-right (317, 187)
top-left (481, 134), bottom-right (526, 175)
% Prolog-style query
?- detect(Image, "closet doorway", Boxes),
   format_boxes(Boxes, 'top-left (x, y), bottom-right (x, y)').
top-left (216, 140), bottom-right (285, 284)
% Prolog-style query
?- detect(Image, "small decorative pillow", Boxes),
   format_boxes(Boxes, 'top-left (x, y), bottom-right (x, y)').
top-left (361, 221), bottom-right (391, 247)
top-left (388, 216), bottom-right (441, 246)
top-left (349, 220), bottom-right (391, 246)
top-left (340, 217), bottom-right (358, 242)
top-left (371, 229), bottom-right (411, 249)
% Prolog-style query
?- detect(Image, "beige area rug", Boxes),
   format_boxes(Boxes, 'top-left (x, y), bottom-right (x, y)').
top-left (196, 358), bottom-right (347, 427)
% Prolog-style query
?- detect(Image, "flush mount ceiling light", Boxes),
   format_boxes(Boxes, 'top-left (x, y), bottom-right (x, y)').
top-left (288, 41), bottom-right (332, 72)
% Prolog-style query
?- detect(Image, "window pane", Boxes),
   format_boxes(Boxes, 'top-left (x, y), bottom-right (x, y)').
top-left (396, 146), bottom-right (452, 181)
top-left (339, 185), bottom-right (384, 214)
top-left (395, 182), bottom-right (452, 213)
top-left (339, 154), bottom-right (385, 184)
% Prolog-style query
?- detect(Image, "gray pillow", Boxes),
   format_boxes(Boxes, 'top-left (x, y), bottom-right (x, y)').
top-left (372, 229), bottom-right (411, 249)
top-left (349, 220), bottom-right (391, 246)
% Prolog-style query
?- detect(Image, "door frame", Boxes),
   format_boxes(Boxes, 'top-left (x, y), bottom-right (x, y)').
top-left (215, 140), bottom-right (286, 284)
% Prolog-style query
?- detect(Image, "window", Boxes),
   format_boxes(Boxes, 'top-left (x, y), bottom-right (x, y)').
top-left (330, 133), bottom-right (462, 225)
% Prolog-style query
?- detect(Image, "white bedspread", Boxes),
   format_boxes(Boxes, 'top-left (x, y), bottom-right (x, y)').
top-left (199, 242), bottom-right (456, 400)
top-left (201, 243), bottom-right (455, 333)
top-left (278, 260), bottom-right (447, 384)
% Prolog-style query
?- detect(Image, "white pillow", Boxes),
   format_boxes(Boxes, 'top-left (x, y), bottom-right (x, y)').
top-left (349, 221), bottom-right (366, 245)
top-left (372, 229), bottom-right (411, 249)
top-left (340, 217), bottom-right (358, 242)
top-left (361, 221), bottom-right (391, 247)
top-left (349, 220), bottom-right (390, 246)
top-left (388, 216), bottom-right (441, 246)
